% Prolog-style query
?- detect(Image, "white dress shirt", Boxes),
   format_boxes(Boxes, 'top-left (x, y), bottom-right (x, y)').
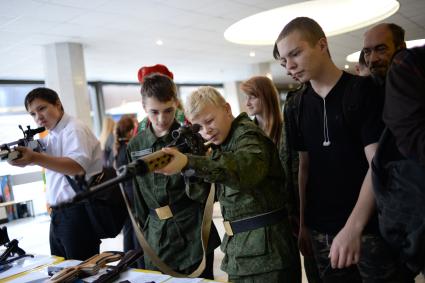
top-left (42, 113), bottom-right (102, 206)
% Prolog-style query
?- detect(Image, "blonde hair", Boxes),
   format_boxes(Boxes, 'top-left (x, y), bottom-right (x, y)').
top-left (99, 117), bottom-right (115, 150)
top-left (240, 76), bottom-right (283, 145)
top-left (185, 86), bottom-right (226, 119)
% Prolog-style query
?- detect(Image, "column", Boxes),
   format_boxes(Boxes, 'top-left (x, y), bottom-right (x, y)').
top-left (43, 42), bottom-right (92, 129)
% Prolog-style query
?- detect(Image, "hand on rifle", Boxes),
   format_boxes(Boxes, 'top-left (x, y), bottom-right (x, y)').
top-left (155, 147), bottom-right (188, 175)
top-left (7, 146), bottom-right (37, 167)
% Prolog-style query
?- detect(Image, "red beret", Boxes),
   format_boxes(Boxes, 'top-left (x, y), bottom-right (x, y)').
top-left (137, 64), bottom-right (174, 83)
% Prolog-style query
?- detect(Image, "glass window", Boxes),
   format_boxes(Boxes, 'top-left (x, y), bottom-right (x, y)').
top-left (102, 84), bottom-right (145, 122)
top-left (0, 83), bottom-right (44, 175)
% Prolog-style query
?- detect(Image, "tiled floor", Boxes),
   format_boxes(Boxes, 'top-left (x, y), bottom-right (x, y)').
top-left (3, 206), bottom-right (425, 283)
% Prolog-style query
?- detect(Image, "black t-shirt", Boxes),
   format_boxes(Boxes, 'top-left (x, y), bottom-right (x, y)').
top-left (294, 72), bottom-right (384, 234)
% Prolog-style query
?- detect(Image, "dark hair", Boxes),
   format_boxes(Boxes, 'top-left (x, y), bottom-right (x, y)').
top-left (240, 76), bottom-right (283, 145)
top-left (115, 115), bottom-right (135, 153)
top-left (358, 49), bottom-right (367, 67)
top-left (141, 74), bottom-right (177, 104)
top-left (387, 23), bottom-right (405, 49)
top-left (25, 87), bottom-right (64, 111)
top-left (273, 17), bottom-right (328, 60)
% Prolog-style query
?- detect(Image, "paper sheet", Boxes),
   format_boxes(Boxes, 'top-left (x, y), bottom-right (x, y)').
top-left (0, 255), bottom-right (56, 280)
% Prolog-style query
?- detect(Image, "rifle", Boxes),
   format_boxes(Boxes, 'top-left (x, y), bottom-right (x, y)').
top-left (69, 123), bottom-right (208, 204)
top-left (47, 251), bottom-right (124, 283)
top-left (0, 125), bottom-right (46, 161)
top-left (93, 248), bottom-right (144, 283)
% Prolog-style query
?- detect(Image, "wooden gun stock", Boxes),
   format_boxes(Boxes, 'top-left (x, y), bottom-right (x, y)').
top-left (140, 150), bottom-right (172, 172)
top-left (47, 251), bottom-right (123, 283)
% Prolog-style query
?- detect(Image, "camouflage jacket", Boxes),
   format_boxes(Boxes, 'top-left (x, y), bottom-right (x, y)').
top-left (279, 88), bottom-right (304, 220)
top-left (127, 120), bottom-right (220, 271)
top-left (185, 113), bottom-right (299, 276)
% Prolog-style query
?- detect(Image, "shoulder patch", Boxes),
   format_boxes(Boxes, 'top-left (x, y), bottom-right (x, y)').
top-left (130, 148), bottom-right (153, 160)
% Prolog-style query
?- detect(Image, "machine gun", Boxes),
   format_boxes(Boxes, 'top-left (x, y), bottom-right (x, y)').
top-left (0, 125), bottom-right (46, 161)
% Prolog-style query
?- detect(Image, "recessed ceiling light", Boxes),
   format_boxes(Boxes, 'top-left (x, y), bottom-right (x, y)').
top-left (346, 39), bottom-right (425, 62)
top-left (156, 39), bottom-right (163, 46)
top-left (249, 51), bottom-right (256, 57)
top-left (224, 0), bottom-right (399, 45)
top-left (344, 64), bottom-right (350, 69)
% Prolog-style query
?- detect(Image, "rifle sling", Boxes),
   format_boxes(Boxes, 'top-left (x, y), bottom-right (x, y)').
top-left (120, 182), bottom-right (215, 278)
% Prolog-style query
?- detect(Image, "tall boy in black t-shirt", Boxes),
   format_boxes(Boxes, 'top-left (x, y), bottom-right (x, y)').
top-left (272, 17), bottom-right (407, 282)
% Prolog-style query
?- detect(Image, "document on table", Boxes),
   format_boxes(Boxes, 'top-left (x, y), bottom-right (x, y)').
top-left (164, 278), bottom-right (204, 283)
top-left (83, 268), bottom-right (171, 282)
top-left (0, 255), bottom-right (57, 280)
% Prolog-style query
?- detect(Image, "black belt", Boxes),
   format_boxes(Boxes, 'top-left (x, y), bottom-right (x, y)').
top-left (49, 201), bottom-right (84, 213)
top-left (223, 208), bottom-right (287, 236)
top-left (149, 197), bottom-right (199, 220)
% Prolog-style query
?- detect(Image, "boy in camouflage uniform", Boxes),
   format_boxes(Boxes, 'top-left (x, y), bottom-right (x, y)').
top-left (127, 74), bottom-right (220, 278)
top-left (158, 86), bottom-right (300, 282)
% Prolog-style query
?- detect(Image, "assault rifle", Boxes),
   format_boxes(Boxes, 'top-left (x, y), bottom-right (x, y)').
top-left (66, 123), bottom-right (209, 204)
top-left (0, 125), bottom-right (46, 161)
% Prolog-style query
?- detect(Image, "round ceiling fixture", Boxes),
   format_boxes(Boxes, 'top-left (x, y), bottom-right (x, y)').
top-left (224, 0), bottom-right (399, 45)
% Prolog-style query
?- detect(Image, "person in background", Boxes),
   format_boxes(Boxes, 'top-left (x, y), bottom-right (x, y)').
top-left (363, 23), bottom-right (406, 86)
top-left (136, 64), bottom-right (187, 134)
top-left (99, 116), bottom-right (115, 167)
top-left (9, 87), bottom-right (102, 260)
top-left (355, 50), bottom-right (370, 77)
top-left (240, 76), bottom-right (283, 145)
top-left (378, 45), bottom-right (425, 280)
top-left (114, 115), bottom-right (139, 254)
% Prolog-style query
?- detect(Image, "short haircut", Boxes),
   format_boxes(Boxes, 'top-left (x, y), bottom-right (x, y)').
top-left (141, 74), bottom-right (177, 104)
top-left (387, 23), bottom-right (405, 49)
top-left (25, 87), bottom-right (63, 111)
top-left (273, 17), bottom-right (327, 60)
top-left (185, 86), bottom-right (226, 120)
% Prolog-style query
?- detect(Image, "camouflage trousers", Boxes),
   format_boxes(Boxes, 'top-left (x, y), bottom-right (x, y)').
top-left (310, 230), bottom-right (415, 283)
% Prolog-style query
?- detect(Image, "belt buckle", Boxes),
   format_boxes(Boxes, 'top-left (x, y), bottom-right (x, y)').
top-left (223, 221), bottom-right (234, 236)
top-left (155, 205), bottom-right (173, 220)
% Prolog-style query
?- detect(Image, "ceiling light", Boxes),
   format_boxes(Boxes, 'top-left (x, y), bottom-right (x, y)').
top-left (346, 39), bottom-right (425, 62)
top-left (344, 64), bottom-right (350, 69)
top-left (224, 0), bottom-right (399, 45)
top-left (249, 51), bottom-right (256, 57)
top-left (156, 40), bottom-right (163, 46)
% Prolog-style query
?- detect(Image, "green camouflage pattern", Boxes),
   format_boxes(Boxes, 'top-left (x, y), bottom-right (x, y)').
top-left (127, 120), bottom-right (220, 272)
top-left (185, 113), bottom-right (300, 277)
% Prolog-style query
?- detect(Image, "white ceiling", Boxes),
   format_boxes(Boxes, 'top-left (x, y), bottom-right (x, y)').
top-left (0, 0), bottom-right (424, 84)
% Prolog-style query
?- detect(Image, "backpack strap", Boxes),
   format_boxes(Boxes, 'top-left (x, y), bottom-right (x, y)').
top-left (285, 83), bottom-right (307, 144)
top-left (341, 74), bottom-right (379, 131)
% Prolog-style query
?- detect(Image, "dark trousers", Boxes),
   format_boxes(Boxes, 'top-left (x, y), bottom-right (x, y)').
top-left (50, 203), bottom-right (100, 261)
top-left (310, 230), bottom-right (415, 283)
top-left (123, 217), bottom-right (145, 269)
